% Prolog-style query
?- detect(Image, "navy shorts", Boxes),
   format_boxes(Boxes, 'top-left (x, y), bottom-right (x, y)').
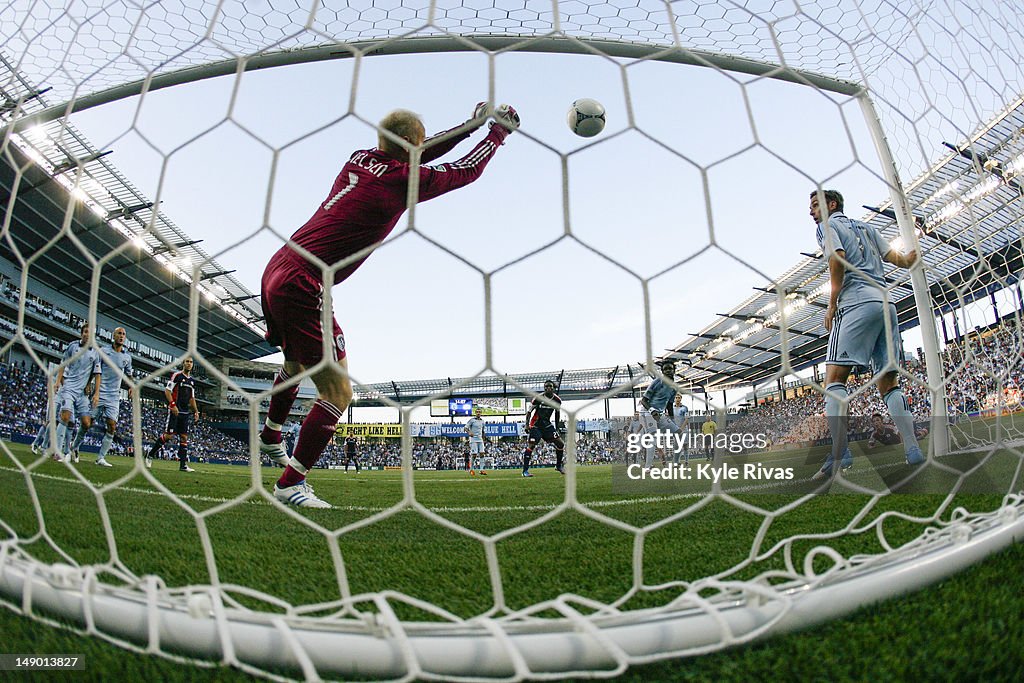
top-left (164, 411), bottom-right (192, 435)
top-left (528, 424), bottom-right (558, 442)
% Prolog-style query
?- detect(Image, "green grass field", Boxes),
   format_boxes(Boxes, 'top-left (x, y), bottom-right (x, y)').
top-left (1, 437), bottom-right (1022, 680)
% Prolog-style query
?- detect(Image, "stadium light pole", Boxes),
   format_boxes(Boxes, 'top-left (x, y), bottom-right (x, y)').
top-left (858, 93), bottom-right (949, 457)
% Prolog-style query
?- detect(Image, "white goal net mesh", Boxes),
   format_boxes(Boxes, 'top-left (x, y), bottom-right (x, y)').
top-left (2, 1), bottom-right (1023, 681)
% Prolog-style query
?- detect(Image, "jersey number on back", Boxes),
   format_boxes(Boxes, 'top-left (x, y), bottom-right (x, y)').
top-left (323, 172), bottom-right (359, 211)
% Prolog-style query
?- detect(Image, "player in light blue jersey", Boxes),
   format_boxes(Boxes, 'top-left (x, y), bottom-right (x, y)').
top-left (69, 327), bottom-right (133, 468)
top-left (639, 359), bottom-right (683, 469)
top-left (811, 189), bottom-right (923, 480)
top-left (465, 407), bottom-right (488, 475)
top-left (52, 323), bottom-right (101, 463)
top-left (30, 392), bottom-right (60, 455)
top-left (671, 393), bottom-right (691, 463)
top-left (283, 420), bottom-right (301, 460)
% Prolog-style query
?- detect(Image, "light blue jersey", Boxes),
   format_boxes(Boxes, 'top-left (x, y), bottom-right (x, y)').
top-left (466, 416), bottom-right (485, 440)
top-left (815, 212), bottom-right (891, 309)
top-left (59, 340), bottom-right (100, 394)
top-left (97, 344), bottom-right (132, 404)
top-left (673, 404), bottom-right (689, 429)
top-left (643, 379), bottom-right (677, 413)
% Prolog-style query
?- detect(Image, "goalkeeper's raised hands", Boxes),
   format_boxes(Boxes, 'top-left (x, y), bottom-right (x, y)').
top-left (492, 103), bottom-right (520, 132)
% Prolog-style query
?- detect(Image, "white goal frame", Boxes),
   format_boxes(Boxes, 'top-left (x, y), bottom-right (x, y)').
top-left (2, 497), bottom-right (1021, 679)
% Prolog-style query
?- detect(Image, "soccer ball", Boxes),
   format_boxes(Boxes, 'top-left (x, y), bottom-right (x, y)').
top-left (567, 98), bottom-right (606, 137)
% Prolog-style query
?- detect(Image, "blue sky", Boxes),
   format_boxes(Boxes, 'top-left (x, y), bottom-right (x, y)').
top-left (68, 52), bottom-right (885, 369)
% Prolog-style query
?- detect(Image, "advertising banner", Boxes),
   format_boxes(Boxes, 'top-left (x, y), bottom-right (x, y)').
top-left (336, 423), bottom-right (403, 438)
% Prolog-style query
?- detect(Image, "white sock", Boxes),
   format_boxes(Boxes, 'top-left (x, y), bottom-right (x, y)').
top-left (98, 432), bottom-right (114, 459)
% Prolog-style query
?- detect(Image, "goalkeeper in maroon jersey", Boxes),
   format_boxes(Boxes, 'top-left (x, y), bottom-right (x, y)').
top-left (258, 103), bottom-right (520, 509)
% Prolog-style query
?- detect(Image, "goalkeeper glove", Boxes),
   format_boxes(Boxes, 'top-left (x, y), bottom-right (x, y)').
top-left (491, 103), bottom-right (520, 131)
top-left (470, 101), bottom-right (490, 126)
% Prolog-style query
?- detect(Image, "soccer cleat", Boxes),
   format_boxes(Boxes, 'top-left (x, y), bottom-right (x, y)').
top-left (840, 448), bottom-right (853, 473)
top-left (259, 437), bottom-right (289, 467)
top-left (521, 471), bottom-right (533, 477)
top-left (72, 450), bottom-right (80, 464)
top-left (180, 465), bottom-right (196, 472)
top-left (905, 445), bottom-right (925, 465)
top-left (145, 457), bottom-right (152, 469)
top-left (274, 481), bottom-right (332, 509)
top-left (811, 466), bottom-right (832, 481)
top-left (95, 458), bottom-right (112, 468)
top-left (31, 445), bottom-right (40, 455)
top-left (555, 467), bottom-right (565, 475)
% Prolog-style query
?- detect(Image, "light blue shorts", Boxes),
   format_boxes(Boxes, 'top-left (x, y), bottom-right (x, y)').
top-left (827, 301), bottom-right (903, 374)
top-left (56, 388), bottom-right (91, 420)
top-left (90, 400), bottom-right (121, 424)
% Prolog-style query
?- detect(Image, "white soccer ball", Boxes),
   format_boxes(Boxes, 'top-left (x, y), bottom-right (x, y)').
top-left (567, 98), bottom-right (606, 138)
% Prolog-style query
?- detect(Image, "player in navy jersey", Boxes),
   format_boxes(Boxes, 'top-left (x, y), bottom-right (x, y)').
top-left (522, 380), bottom-right (564, 477)
top-left (256, 103), bottom-right (519, 508)
top-left (146, 358), bottom-right (200, 472)
top-left (810, 189), bottom-right (922, 480)
top-left (342, 436), bottom-right (360, 473)
top-left (52, 323), bottom-right (101, 463)
top-left (68, 327), bottom-right (133, 467)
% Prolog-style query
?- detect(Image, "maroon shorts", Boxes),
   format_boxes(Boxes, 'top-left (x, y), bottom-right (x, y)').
top-left (261, 255), bottom-right (346, 366)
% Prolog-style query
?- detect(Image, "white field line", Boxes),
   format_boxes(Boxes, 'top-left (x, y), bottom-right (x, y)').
top-left (5, 442), bottom-right (991, 516)
top-left (0, 464), bottom-right (807, 514)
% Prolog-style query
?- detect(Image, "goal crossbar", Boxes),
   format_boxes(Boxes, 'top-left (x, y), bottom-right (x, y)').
top-left (5, 35), bottom-right (861, 135)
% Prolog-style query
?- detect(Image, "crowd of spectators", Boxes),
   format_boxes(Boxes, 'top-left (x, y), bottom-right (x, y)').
top-left (3, 316), bottom-right (1021, 466)
top-left (315, 436), bottom-right (617, 470)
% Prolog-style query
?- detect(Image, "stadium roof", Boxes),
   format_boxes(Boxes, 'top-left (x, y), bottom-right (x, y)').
top-left (352, 365), bottom-right (658, 407)
top-left (663, 95), bottom-right (1024, 391)
top-left (0, 54), bottom-right (274, 361)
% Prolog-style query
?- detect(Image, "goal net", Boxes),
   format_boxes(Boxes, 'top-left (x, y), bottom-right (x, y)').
top-left (2, 1), bottom-right (1023, 680)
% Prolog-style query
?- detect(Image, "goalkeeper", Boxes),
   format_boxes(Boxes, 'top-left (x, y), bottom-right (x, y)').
top-left (257, 103), bottom-right (520, 508)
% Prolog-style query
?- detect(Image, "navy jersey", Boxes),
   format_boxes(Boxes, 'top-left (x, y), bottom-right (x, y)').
top-left (528, 394), bottom-right (562, 428)
top-left (166, 371), bottom-right (196, 410)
